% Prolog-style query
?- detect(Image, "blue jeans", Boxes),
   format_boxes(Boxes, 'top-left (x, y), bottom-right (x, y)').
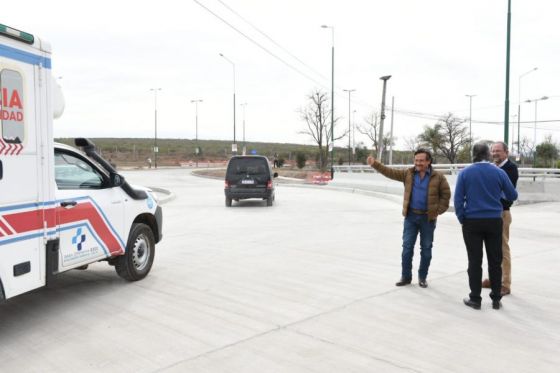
top-left (401, 212), bottom-right (436, 280)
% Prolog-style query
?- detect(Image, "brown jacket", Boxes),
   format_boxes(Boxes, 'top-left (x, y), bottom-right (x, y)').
top-left (370, 160), bottom-right (451, 221)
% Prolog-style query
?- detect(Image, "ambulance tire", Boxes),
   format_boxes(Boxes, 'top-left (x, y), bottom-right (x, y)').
top-left (116, 223), bottom-right (155, 281)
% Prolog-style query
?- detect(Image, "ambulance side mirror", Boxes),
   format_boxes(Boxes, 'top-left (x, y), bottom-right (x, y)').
top-left (0, 160), bottom-right (3, 180)
top-left (110, 173), bottom-right (124, 187)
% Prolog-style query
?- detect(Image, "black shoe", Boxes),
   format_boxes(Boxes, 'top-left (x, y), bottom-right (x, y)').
top-left (395, 278), bottom-right (412, 286)
top-left (419, 279), bottom-right (428, 288)
top-left (463, 297), bottom-right (481, 310)
top-left (492, 300), bottom-right (501, 310)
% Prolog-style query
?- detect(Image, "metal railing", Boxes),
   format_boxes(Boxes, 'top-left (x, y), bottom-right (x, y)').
top-left (333, 164), bottom-right (560, 178)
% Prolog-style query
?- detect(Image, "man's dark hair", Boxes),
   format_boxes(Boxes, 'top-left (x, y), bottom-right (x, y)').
top-left (414, 148), bottom-right (432, 162)
top-left (472, 142), bottom-right (490, 162)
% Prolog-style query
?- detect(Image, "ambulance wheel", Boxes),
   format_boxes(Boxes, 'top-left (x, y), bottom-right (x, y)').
top-left (116, 223), bottom-right (155, 281)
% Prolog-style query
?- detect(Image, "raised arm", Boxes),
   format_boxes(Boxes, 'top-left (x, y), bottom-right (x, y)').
top-left (367, 156), bottom-right (407, 182)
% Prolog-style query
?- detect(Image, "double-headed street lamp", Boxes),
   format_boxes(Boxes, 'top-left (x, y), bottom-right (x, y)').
top-left (321, 25), bottom-right (334, 178)
top-left (150, 88), bottom-right (162, 169)
top-left (219, 53), bottom-right (237, 154)
top-left (343, 89), bottom-right (355, 165)
top-left (525, 96), bottom-right (548, 162)
top-left (191, 99), bottom-right (203, 167)
top-left (517, 67), bottom-right (538, 155)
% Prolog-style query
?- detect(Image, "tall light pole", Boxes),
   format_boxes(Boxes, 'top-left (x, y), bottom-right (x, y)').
top-left (503, 0), bottom-right (512, 144)
top-left (191, 99), bottom-right (203, 167)
top-left (465, 94), bottom-right (476, 156)
top-left (525, 95), bottom-right (548, 166)
top-left (321, 25), bottom-right (334, 178)
top-left (240, 102), bottom-right (247, 155)
top-left (219, 53), bottom-right (236, 154)
top-left (518, 67), bottom-right (538, 155)
top-left (343, 89), bottom-right (355, 165)
top-left (377, 75), bottom-right (391, 161)
top-left (352, 109), bottom-right (357, 159)
top-left (150, 88), bottom-right (161, 169)
top-left (389, 96), bottom-right (395, 165)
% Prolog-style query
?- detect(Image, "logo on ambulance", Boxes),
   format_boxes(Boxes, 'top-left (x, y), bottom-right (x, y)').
top-left (71, 228), bottom-right (87, 251)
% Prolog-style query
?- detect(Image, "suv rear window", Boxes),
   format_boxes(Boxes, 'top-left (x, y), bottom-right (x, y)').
top-left (226, 157), bottom-right (269, 177)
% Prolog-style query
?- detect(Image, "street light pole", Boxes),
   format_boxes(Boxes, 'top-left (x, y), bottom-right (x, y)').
top-left (525, 96), bottom-right (548, 167)
top-left (321, 25), bottom-right (334, 178)
top-left (343, 89), bottom-right (355, 165)
top-left (377, 75), bottom-right (391, 161)
top-left (503, 0), bottom-right (512, 144)
top-left (191, 99), bottom-right (203, 167)
top-left (518, 67), bottom-right (538, 156)
top-left (465, 94), bottom-right (476, 157)
top-left (240, 102), bottom-right (247, 155)
top-left (219, 53), bottom-right (236, 154)
top-left (389, 96), bottom-right (395, 165)
top-left (150, 88), bottom-right (161, 169)
top-left (352, 109), bottom-right (357, 160)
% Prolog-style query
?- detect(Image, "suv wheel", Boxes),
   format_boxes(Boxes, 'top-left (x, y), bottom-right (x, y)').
top-left (116, 223), bottom-right (155, 281)
top-left (225, 197), bottom-right (232, 207)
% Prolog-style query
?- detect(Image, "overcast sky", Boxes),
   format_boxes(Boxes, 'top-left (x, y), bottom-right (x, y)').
top-left (5, 0), bottom-right (560, 151)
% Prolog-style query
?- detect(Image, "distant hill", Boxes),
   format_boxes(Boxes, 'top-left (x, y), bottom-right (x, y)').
top-left (55, 138), bottom-right (416, 168)
top-left (54, 137), bottom-right (340, 168)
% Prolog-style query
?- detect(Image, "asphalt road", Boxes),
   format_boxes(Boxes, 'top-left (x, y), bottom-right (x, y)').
top-left (1, 169), bottom-right (558, 372)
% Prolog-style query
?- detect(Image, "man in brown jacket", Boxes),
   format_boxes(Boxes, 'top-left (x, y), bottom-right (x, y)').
top-left (367, 149), bottom-right (450, 288)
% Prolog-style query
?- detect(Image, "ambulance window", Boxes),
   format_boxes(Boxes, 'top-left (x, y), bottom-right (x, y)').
top-left (1, 70), bottom-right (25, 144)
top-left (54, 151), bottom-right (105, 189)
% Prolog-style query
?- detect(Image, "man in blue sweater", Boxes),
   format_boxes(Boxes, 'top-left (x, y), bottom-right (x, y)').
top-left (454, 142), bottom-right (518, 310)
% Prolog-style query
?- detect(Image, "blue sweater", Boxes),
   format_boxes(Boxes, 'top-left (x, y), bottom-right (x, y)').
top-left (454, 162), bottom-right (518, 224)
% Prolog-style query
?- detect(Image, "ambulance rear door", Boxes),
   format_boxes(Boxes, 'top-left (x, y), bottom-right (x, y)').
top-left (0, 32), bottom-right (52, 299)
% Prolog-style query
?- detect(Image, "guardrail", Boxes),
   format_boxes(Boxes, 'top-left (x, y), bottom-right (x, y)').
top-left (333, 164), bottom-right (560, 178)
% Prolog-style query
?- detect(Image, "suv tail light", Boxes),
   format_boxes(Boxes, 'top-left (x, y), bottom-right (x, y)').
top-left (225, 180), bottom-right (230, 188)
top-left (266, 180), bottom-right (273, 189)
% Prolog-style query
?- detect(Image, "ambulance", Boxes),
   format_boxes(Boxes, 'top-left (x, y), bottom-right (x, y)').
top-left (0, 24), bottom-right (162, 301)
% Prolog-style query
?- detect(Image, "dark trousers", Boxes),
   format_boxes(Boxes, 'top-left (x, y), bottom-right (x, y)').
top-left (462, 218), bottom-right (503, 302)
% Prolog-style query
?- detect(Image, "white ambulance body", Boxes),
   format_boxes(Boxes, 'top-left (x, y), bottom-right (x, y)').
top-left (0, 24), bottom-right (162, 301)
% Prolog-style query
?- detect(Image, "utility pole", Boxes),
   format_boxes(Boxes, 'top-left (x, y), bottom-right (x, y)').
top-left (377, 75), bottom-right (391, 161)
top-left (191, 99), bottom-right (203, 167)
top-left (343, 89), bottom-right (355, 165)
top-left (465, 94), bottom-right (476, 157)
top-left (389, 96), bottom-right (395, 165)
top-left (150, 88), bottom-right (161, 169)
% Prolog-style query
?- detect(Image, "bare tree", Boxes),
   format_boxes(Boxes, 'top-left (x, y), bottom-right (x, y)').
top-left (357, 112), bottom-right (380, 154)
top-left (298, 89), bottom-right (345, 171)
top-left (418, 113), bottom-right (469, 164)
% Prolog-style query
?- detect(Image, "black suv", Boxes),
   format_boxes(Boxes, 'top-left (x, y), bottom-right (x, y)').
top-left (224, 155), bottom-right (278, 207)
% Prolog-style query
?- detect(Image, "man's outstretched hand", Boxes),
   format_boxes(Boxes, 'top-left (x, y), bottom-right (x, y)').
top-left (367, 156), bottom-right (376, 166)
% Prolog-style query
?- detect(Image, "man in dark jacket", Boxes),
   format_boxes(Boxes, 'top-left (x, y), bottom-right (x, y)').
top-left (455, 142), bottom-right (518, 310)
top-left (482, 141), bottom-right (519, 296)
top-left (367, 149), bottom-right (451, 288)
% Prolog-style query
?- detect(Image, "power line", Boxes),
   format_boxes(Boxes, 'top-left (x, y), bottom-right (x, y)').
top-left (193, 0), bottom-right (329, 90)
top-left (216, 0), bottom-right (329, 83)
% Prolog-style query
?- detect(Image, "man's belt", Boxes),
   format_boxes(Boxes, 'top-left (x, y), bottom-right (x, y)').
top-left (411, 208), bottom-right (428, 215)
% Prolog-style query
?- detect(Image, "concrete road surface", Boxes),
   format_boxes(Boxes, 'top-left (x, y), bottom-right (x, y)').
top-left (0, 169), bottom-right (558, 372)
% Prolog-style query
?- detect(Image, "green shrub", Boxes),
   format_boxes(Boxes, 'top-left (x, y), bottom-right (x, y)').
top-left (296, 152), bottom-right (307, 169)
